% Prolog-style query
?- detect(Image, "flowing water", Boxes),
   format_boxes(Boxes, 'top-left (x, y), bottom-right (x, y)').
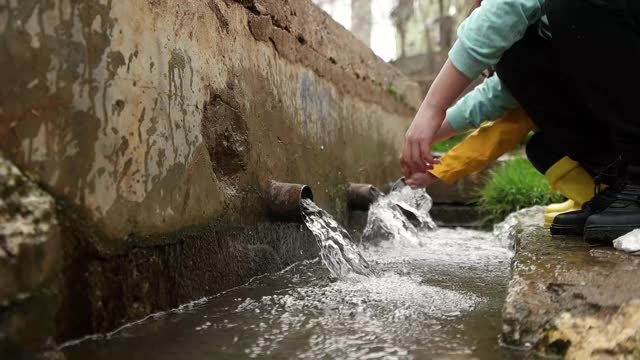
top-left (301, 199), bottom-right (372, 279)
top-left (62, 187), bottom-right (522, 359)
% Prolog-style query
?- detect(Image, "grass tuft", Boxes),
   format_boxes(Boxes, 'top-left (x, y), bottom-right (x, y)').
top-left (432, 134), bottom-right (467, 153)
top-left (479, 158), bottom-right (565, 225)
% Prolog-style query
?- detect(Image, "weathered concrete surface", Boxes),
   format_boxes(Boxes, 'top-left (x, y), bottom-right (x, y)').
top-left (0, 0), bottom-right (421, 349)
top-left (502, 209), bottom-right (640, 358)
top-left (0, 0), bottom-right (420, 253)
top-left (0, 155), bottom-right (62, 357)
top-left (548, 301), bottom-right (640, 359)
top-left (56, 218), bottom-right (319, 342)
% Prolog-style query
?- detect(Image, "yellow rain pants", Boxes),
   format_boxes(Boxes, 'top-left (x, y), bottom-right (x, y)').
top-left (430, 108), bottom-right (534, 184)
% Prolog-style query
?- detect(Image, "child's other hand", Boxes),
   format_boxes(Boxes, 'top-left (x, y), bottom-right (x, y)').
top-left (405, 172), bottom-right (440, 189)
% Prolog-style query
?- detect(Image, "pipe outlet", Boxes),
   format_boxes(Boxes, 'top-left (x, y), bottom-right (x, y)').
top-left (267, 181), bottom-right (314, 222)
top-left (347, 183), bottom-right (383, 210)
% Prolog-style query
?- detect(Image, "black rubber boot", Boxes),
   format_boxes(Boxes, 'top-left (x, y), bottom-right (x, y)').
top-left (584, 184), bottom-right (640, 245)
top-left (551, 157), bottom-right (626, 238)
top-left (550, 187), bottom-right (618, 237)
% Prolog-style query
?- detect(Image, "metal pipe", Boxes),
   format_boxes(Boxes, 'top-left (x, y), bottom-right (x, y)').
top-left (347, 183), bottom-right (383, 210)
top-left (267, 181), bottom-right (314, 222)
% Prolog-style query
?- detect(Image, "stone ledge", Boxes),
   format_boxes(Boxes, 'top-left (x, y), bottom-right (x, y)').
top-left (430, 204), bottom-right (482, 228)
top-left (428, 173), bottom-right (484, 205)
top-left (427, 155), bottom-right (511, 206)
top-left (502, 209), bottom-right (640, 359)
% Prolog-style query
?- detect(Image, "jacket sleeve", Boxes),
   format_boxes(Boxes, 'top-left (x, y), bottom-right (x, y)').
top-left (446, 75), bottom-right (520, 132)
top-left (449, 0), bottom-right (544, 79)
top-left (430, 108), bottom-right (535, 184)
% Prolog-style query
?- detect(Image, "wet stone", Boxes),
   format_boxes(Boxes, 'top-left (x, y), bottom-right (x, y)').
top-left (427, 172), bottom-right (485, 205)
top-left (427, 156), bottom-right (507, 206)
top-left (0, 156), bottom-right (63, 356)
top-left (502, 208), bottom-right (640, 357)
top-left (548, 300), bottom-right (640, 359)
top-left (430, 204), bottom-right (483, 228)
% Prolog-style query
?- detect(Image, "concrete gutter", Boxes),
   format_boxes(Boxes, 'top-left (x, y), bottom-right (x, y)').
top-left (502, 208), bottom-right (640, 359)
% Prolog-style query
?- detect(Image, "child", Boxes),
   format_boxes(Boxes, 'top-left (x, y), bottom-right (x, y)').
top-left (401, 0), bottom-right (640, 244)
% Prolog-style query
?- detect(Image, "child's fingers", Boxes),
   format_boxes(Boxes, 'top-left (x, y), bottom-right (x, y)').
top-left (409, 143), bottom-right (420, 173)
top-left (419, 142), bottom-right (434, 166)
top-left (402, 137), bottom-right (434, 176)
top-left (400, 147), bottom-right (413, 179)
top-left (410, 142), bottom-right (427, 174)
top-left (423, 157), bottom-right (440, 170)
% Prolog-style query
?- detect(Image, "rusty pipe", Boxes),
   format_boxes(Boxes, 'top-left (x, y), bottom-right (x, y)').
top-left (347, 183), bottom-right (383, 210)
top-left (267, 181), bottom-right (314, 222)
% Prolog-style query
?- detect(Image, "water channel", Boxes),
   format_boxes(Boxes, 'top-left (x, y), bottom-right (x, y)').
top-left (63, 187), bottom-right (523, 359)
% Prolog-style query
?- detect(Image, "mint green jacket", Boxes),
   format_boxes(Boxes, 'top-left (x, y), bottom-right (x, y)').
top-left (446, 0), bottom-right (546, 132)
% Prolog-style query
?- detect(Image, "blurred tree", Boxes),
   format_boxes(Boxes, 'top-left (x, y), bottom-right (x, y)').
top-left (391, 0), bottom-right (414, 57)
top-left (351, 0), bottom-right (372, 46)
top-left (392, 0), bottom-right (471, 58)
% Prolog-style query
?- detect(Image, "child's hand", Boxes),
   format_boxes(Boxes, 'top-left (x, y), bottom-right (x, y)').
top-left (406, 172), bottom-right (440, 189)
top-left (400, 59), bottom-right (472, 178)
top-left (400, 107), bottom-right (443, 178)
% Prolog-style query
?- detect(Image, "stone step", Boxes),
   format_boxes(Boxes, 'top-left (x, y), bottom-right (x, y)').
top-left (503, 210), bottom-right (640, 358)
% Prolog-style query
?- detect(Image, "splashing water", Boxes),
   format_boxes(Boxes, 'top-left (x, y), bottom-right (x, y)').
top-left (301, 187), bottom-right (439, 278)
top-left (386, 186), bottom-right (437, 229)
top-left (492, 206), bottom-right (544, 249)
top-left (363, 187), bottom-right (437, 247)
top-left (301, 199), bottom-right (372, 279)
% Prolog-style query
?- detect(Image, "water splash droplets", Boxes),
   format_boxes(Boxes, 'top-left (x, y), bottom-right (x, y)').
top-left (302, 187), bottom-right (439, 278)
top-left (363, 187), bottom-right (437, 246)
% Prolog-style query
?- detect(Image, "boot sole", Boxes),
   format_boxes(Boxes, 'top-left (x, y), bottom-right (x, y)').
top-left (584, 225), bottom-right (637, 245)
top-left (550, 224), bottom-right (584, 237)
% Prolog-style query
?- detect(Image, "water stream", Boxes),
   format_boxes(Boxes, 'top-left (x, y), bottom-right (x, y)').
top-left (301, 199), bottom-right (372, 279)
top-left (62, 187), bottom-right (522, 359)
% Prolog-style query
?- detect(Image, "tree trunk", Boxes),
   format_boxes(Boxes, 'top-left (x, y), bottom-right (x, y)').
top-left (351, 0), bottom-right (372, 46)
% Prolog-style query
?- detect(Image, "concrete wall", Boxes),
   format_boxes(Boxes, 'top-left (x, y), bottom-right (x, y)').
top-left (0, 0), bottom-right (421, 351)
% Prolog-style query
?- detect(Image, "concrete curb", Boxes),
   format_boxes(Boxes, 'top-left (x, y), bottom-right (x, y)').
top-left (502, 207), bottom-right (640, 359)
